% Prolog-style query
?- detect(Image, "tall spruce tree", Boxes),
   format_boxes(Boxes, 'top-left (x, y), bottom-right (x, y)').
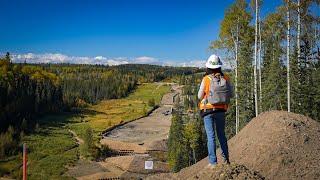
top-left (291, 0), bottom-right (319, 120)
top-left (212, 0), bottom-right (254, 131)
top-left (167, 112), bottom-right (188, 172)
top-left (261, 11), bottom-right (287, 111)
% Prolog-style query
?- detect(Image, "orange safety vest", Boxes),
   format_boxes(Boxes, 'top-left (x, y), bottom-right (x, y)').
top-left (199, 74), bottom-right (230, 111)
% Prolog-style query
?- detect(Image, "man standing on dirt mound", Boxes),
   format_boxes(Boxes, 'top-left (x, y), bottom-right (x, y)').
top-left (198, 54), bottom-right (233, 169)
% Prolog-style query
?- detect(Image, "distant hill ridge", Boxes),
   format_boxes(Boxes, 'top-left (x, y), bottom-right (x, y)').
top-left (147, 111), bottom-right (320, 180)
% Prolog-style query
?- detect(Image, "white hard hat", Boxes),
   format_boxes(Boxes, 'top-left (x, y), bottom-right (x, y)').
top-left (205, 54), bottom-right (222, 69)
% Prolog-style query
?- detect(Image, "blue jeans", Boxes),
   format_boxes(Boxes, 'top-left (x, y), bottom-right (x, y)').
top-left (203, 112), bottom-right (229, 164)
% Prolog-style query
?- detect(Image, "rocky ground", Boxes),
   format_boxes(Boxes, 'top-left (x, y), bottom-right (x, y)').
top-left (146, 164), bottom-right (264, 180)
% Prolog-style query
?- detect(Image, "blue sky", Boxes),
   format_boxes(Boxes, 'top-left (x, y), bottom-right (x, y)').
top-left (0, 0), bottom-right (282, 66)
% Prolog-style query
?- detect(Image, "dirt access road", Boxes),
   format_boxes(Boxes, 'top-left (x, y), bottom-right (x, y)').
top-left (69, 83), bottom-right (182, 180)
top-left (101, 83), bottom-right (181, 152)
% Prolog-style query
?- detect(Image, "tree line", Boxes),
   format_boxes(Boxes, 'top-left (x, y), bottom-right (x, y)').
top-left (0, 54), bottom-right (198, 159)
top-left (212, 0), bottom-right (319, 132)
top-left (0, 53), bottom-right (63, 158)
top-left (40, 63), bottom-right (198, 106)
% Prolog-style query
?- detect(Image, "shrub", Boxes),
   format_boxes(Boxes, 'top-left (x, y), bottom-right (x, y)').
top-left (107, 120), bottom-right (112, 127)
top-left (148, 98), bottom-right (156, 107)
top-left (0, 126), bottom-right (18, 159)
top-left (95, 145), bottom-right (115, 160)
top-left (143, 105), bottom-right (148, 115)
top-left (82, 127), bottom-right (101, 159)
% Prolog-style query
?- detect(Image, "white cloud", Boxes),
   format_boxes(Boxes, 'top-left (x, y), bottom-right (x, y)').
top-left (9, 53), bottom-right (130, 66)
top-left (94, 56), bottom-right (107, 60)
top-left (6, 52), bottom-right (206, 67)
top-left (162, 60), bottom-right (206, 68)
top-left (107, 59), bottom-right (129, 66)
top-left (134, 56), bottom-right (158, 64)
top-left (11, 53), bottom-right (72, 64)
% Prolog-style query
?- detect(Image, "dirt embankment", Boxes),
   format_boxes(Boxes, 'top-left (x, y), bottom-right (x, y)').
top-left (148, 111), bottom-right (320, 180)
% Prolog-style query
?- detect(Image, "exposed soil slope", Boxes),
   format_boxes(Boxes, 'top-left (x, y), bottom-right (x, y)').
top-left (148, 111), bottom-right (320, 180)
top-left (228, 111), bottom-right (320, 179)
top-left (146, 164), bottom-right (264, 180)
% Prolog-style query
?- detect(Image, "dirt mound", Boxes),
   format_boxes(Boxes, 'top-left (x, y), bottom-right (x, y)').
top-left (148, 111), bottom-right (320, 180)
top-left (189, 164), bottom-right (263, 180)
top-left (228, 111), bottom-right (320, 179)
top-left (146, 164), bottom-right (263, 180)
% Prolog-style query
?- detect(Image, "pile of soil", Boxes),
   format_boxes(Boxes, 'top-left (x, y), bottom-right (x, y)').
top-left (228, 111), bottom-right (320, 179)
top-left (148, 111), bottom-right (320, 179)
top-left (146, 164), bottom-right (264, 180)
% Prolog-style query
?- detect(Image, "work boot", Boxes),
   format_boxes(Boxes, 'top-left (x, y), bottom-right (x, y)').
top-left (206, 163), bottom-right (217, 170)
top-left (222, 158), bottom-right (230, 165)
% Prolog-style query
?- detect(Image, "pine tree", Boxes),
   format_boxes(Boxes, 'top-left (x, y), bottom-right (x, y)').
top-left (184, 120), bottom-right (200, 164)
top-left (291, 0), bottom-right (319, 120)
top-left (212, 0), bottom-right (254, 132)
top-left (261, 11), bottom-right (287, 111)
top-left (167, 113), bottom-right (188, 172)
